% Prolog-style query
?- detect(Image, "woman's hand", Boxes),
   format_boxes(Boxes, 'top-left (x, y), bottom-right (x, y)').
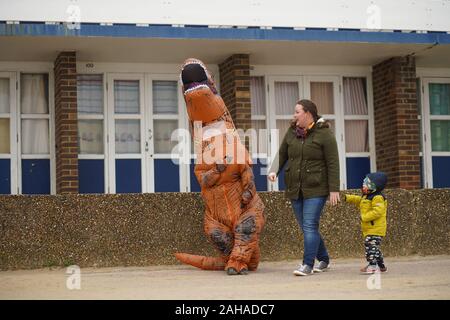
top-left (329, 192), bottom-right (340, 206)
top-left (268, 172), bottom-right (277, 182)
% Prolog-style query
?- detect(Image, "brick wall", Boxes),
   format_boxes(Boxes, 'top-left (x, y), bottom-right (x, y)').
top-left (372, 56), bottom-right (421, 189)
top-left (218, 54), bottom-right (252, 131)
top-left (54, 52), bottom-right (79, 194)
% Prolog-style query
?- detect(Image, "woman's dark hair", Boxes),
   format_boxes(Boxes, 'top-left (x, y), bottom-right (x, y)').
top-left (297, 99), bottom-right (319, 122)
top-left (290, 99), bottom-right (329, 129)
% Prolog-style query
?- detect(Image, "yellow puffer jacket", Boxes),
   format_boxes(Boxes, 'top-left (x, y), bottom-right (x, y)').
top-left (345, 194), bottom-right (387, 237)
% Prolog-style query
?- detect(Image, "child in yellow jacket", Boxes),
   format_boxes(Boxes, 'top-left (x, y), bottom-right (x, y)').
top-left (345, 172), bottom-right (388, 274)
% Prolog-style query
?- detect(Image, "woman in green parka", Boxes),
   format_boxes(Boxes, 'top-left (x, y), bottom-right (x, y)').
top-left (268, 99), bottom-right (340, 276)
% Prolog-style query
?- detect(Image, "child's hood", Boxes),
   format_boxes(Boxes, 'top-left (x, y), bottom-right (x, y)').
top-left (367, 172), bottom-right (388, 191)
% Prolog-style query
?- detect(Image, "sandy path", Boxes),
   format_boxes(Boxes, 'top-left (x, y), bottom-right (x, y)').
top-left (1, 255), bottom-right (449, 300)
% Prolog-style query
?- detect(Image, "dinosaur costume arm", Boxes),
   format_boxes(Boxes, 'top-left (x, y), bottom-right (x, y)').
top-left (194, 162), bottom-right (225, 188)
top-left (240, 164), bottom-right (256, 206)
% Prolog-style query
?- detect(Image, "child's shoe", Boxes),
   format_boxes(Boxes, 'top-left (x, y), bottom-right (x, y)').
top-left (360, 264), bottom-right (379, 274)
top-left (378, 264), bottom-right (388, 273)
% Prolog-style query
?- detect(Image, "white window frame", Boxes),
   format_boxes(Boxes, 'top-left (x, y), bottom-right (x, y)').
top-left (145, 73), bottom-right (189, 193)
top-left (421, 77), bottom-right (450, 188)
top-left (106, 73), bottom-right (147, 193)
top-left (340, 75), bottom-right (376, 189)
top-left (0, 63), bottom-right (56, 195)
top-left (0, 72), bottom-right (18, 194)
top-left (18, 70), bottom-right (55, 195)
top-left (77, 73), bottom-right (109, 193)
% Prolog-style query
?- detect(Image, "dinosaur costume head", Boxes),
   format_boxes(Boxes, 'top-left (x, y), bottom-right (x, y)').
top-left (181, 58), bottom-right (232, 126)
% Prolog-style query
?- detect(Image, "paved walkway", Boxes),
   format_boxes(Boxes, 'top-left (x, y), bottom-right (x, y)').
top-left (1, 255), bottom-right (449, 300)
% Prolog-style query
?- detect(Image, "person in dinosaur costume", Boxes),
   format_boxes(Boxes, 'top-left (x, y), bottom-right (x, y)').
top-left (174, 58), bottom-right (265, 275)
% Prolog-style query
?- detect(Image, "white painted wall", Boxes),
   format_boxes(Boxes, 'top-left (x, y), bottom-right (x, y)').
top-left (0, 0), bottom-right (449, 32)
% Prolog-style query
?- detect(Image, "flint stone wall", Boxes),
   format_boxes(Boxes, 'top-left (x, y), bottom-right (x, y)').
top-left (0, 189), bottom-right (449, 270)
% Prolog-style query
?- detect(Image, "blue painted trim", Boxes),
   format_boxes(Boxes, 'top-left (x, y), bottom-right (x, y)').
top-left (115, 159), bottom-right (141, 193)
top-left (22, 159), bottom-right (50, 195)
top-left (0, 159), bottom-right (11, 194)
top-left (252, 158), bottom-right (268, 192)
top-left (432, 156), bottom-right (450, 188)
top-left (346, 157), bottom-right (371, 189)
top-left (1, 22), bottom-right (449, 44)
top-left (190, 161), bottom-right (201, 192)
top-left (154, 159), bottom-right (180, 192)
top-left (78, 159), bottom-right (104, 194)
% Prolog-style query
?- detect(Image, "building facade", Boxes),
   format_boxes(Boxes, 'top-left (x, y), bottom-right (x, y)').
top-left (0, 0), bottom-right (450, 195)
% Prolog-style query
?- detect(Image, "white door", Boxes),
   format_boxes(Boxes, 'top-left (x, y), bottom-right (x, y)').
top-left (107, 74), bottom-right (147, 193)
top-left (145, 75), bottom-right (189, 192)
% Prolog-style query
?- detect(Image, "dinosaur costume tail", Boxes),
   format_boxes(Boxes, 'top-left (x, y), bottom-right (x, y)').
top-left (174, 253), bottom-right (226, 271)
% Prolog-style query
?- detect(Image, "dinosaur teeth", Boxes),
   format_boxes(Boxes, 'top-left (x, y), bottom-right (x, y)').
top-left (184, 84), bottom-right (209, 94)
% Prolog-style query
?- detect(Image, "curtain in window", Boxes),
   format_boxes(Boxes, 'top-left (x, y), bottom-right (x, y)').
top-left (77, 75), bottom-right (104, 155)
top-left (21, 74), bottom-right (49, 154)
top-left (275, 82), bottom-right (298, 115)
top-left (251, 120), bottom-right (267, 154)
top-left (114, 80), bottom-right (139, 114)
top-left (21, 119), bottom-right (49, 154)
top-left (344, 78), bottom-right (367, 115)
top-left (77, 74), bottom-right (103, 114)
top-left (0, 119), bottom-right (9, 153)
top-left (251, 77), bottom-right (266, 116)
top-left (21, 74), bottom-right (48, 114)
top-left (154, 120), bottom-right (178, 154)
top-left (78, 120), bottom-right (103, 154)
top-left (153, 81), bottom-right (178, 114)
top-left (0, 78), bottom-right (9, 113)
top-left (115, 120), bottom-right (140, 154)
top-left (310, 82), bottom-right (334, 115)
top-left (0, 79), bottom-right (9, 153)
top-left (344, 78), bottom-right (368, 152)
top-left (345, 120), bottom-right (369, 152)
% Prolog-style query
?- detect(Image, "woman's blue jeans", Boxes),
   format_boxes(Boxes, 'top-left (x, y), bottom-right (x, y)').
top-left (291, 197), bottom-right (329, 268)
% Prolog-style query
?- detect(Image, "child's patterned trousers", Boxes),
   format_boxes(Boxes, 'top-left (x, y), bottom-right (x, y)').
top-left (364, 235), bottom-right (385, 266)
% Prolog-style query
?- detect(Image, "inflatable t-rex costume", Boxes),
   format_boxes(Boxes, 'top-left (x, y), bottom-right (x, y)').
top-left (175, 58), bottom-right (265, 275)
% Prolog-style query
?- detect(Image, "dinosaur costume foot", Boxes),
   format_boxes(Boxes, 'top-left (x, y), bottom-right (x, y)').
top-left (226, 267), bottom-right (248, 276)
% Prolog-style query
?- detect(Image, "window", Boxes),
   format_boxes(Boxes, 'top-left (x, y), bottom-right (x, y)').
top-left (343, 77), bottom-right (369, 153)
top-left (429, 83), bottom-right (450, 152)
top-left (20, 73), bottom-right (51, 194)
top-left (77, 74), bottom-right (105, 193)
top-left (0, 78), bottom-right (10, 154)
top-left (153, 80), bottom-right (178, 154)
top-left (343, 77), bottom-right (371, 189)
top-left (423, 80), bottom-right (450, 188)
